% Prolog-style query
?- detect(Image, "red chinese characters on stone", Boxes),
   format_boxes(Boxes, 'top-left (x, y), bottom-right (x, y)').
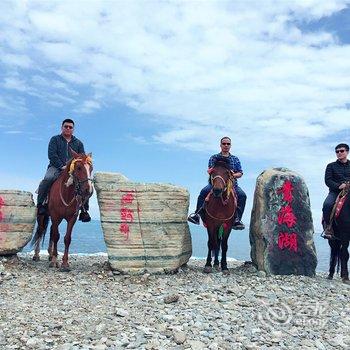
top-left (119, 223), bottom-right (130, 240)
top-left (277, 180), bottom-right (294, 202)
top-left (278, 232), bottom-right (298, 252)
top-left (276, 180), bottom-right (298, 252)
top-left (277, 205), bottom-right (297, 228)
top-left (121, 193), bottom-right (135, 205)
top-left (120, 207), bottom-right (134, 222)
top-left (119, 191), bottom-right (135, 241)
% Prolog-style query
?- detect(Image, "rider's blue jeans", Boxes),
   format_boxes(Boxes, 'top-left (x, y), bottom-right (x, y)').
top-left (322, 191), bottom-right (338, 225)
top-left (37, 166), bottom-right (61, 205)
top-left (195, 184), bottom-right (247, 221)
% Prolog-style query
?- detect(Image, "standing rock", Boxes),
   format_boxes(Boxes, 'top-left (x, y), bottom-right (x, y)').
top-left (0, 190), bottom-right (36, 255)
top-left (94, 172), bottom-right (192, 274)
top-left (250, 168), bottom-right (317, 276)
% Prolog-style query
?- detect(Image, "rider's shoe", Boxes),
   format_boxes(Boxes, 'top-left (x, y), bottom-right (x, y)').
top-left (187, 213), bottom-right (200, 225)
top-left (79, 211), bottom-right (91, 222)
top-left (233, 219), bottom-right (245, 230)
top-left (37, 204), bottom-right (47, 216)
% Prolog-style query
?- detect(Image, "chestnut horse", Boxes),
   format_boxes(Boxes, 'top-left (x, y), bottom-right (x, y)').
top-left (201, 160), bottom-right (237, 275)
top-left (32, 150), bottom-right (93, 271)
top-left (323, 183), bottom-right (350, 284)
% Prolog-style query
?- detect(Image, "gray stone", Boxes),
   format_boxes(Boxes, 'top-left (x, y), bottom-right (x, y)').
top-left (173, 331), bottom-right (186, 344)
top-left (94, 172), bottom-right (192, 274)
top-left (250, 168), bottom-right (317, 276)
top-left (0, 190), bottom-right (36, 255)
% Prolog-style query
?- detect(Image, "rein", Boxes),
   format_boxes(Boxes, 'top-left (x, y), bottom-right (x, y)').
top-left (60, 158), bottom-right (93, 209)
top-left (205, 177), bottom-right (236, 221)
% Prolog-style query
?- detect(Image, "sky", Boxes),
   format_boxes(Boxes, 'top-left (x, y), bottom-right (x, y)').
top-left (1, 0), bottom-right (350, 231)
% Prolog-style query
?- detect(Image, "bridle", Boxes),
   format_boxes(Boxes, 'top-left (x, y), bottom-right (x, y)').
top-left (60, 158), bottom-right (93, 208)
top-left (205, 170), bottom-right (236, 221)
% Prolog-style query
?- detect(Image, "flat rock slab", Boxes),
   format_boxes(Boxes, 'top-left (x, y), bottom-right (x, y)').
top-left (94, 172), bottom-right (192, 274)
top-left (0, 190), bottom-right (36, 255)
top-left (250, 168), bottom-right (317, 276)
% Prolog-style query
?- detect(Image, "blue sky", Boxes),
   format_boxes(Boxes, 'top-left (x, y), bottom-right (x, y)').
top-left (1, 0), bottom-right (350, 230)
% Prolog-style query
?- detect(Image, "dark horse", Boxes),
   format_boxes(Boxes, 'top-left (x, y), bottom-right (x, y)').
top-left (323, 183), bottom-right (350, 284)
top-left (32, 150), bottom-right (93, 271)
top-left (201, 160), bottom-right (237, 275)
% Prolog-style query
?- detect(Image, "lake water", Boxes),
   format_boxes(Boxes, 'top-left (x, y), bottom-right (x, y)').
top-left (23, 220), bottom-right (330, 272)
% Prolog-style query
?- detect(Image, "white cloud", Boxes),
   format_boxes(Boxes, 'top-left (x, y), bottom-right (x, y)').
top-left (1, 0), bottom-right (350, 230)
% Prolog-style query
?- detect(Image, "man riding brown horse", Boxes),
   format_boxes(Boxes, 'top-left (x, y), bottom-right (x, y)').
top-left (322, 143), bottom-right (350, 283)
top-left (188, 136), bottom-right (246, 229)
top-left (36, 118), bottom-right (91, 222)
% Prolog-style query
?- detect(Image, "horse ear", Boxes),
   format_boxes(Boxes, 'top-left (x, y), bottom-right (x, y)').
top-left (87, 152), bottom-right (92, 158)
top-left (70, 148), bottom-right (79, 158)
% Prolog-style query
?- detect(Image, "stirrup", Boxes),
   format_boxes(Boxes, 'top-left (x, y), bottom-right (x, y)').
top-left (187, 213), bottom-right (200, 225)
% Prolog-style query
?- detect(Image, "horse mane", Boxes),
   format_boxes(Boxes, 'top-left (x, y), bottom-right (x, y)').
top-left (213, 157), bottom-right (230, 170)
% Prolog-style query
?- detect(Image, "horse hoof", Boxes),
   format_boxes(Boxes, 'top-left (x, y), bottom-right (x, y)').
top-left (32, 256), bottom-right (40, 262)
top-left (213, 264), bottom-right (220, 271)
top-left (342, 278), bottom-right (350, 284)
top-left (60, 265), bottom-right (71, 272)
top-left (327, 274), bottom-right (333, 280)
top-left (48, 256), bottom-right (52, 262)
top-left (222, 269), bottom-right (230, 276)
top-left (203, 266), bottom-right (212, 274)
top-left (49, 261), bottom-right (59, 268)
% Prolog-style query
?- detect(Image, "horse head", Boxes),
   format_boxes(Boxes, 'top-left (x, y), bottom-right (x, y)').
top-left (210, 160), bottom-right (232, 198)
top-left (68, 149), bottom-right (94, 198)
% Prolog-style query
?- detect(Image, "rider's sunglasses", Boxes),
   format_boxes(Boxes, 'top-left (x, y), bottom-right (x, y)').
top-left (336, 149), bottom-right (346, 154)
top-left (63, 125), bottom-right (74, 129)
top-left (221, 143), bottom-right (231, 146)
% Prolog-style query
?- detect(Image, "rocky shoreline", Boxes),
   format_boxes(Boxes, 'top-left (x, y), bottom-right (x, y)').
top-left (0, 254), bottom-right (349, 350)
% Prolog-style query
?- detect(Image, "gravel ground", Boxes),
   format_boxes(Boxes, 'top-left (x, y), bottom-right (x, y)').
top-left (0, 254), bottom-right (349, 350)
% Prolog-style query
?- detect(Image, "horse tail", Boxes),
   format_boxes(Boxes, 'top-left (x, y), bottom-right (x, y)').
top-left (336, 247), bottom-right (341, 275)
top-left (31, 214), bottom-right (49, 247)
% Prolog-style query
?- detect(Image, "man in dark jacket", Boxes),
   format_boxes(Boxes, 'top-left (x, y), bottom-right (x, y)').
top-left (37, 118), bottom-right (91, 222)
top-left (323, 143), bottom-right (350, 225)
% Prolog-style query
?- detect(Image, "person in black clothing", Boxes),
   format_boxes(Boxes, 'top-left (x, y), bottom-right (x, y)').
top-left (323, 143), bottom-right (350, 225)
top-left (36, 118), bottom-right (91, 222)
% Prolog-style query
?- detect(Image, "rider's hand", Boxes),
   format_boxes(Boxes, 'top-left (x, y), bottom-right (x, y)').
top-left (61, 165), bottom-right (67, 170)
top-left (339, 183), bottom-right (347, 190)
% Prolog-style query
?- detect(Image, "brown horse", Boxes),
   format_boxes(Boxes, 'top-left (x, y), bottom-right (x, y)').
top-left (323, 183), bottom-right (350, 284)
top-left (32, 150), bottom-right (93, 271)
top-left (201, 160), bottom-right (237, 275)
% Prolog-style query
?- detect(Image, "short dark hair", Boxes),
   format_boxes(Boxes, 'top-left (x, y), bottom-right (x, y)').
top-left (335, 143), bottom-right (349, 151)
top-left (220, 136), bottom-right (231, 143)
top-left (62, 118), bottom-right (75, 126)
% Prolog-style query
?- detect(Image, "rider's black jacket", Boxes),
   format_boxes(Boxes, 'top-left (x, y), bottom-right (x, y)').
top-left (48, 134), bottom-right (85, 169)
top-left (325, 159), bottom-right (350, 193)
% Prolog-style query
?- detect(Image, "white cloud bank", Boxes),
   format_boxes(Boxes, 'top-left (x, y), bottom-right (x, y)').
top-left (1, 0), bottom-right (350, 228)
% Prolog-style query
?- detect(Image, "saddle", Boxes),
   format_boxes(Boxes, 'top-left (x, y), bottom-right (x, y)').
top-left (322, 188), bottom-right (349, 239)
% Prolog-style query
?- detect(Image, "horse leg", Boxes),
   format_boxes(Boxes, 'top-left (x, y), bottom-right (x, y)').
top-left (327, 239), bottom-right (341, 279)
top-left (49, 220), bottom-right (61, 268)
top-left (48, 233), bottom-right (53, 261)
top-left (213, 246), bottom-right (220, 271)
top-left (204, 233), bottom-right (213, 273)
top-left (61, 218), bottom-right (77, 272)
top-left (340, 241), bottom-right (350, 283)
top-left (221, 234), bottom-right (230, 275)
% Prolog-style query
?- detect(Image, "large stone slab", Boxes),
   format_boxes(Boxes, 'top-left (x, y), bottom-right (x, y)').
top-left (0, 190), bottom-right (36, 255)
top-left (94, 172), bottom-right (192, 274)
top-left (250, 168), bottom-right (317, 276)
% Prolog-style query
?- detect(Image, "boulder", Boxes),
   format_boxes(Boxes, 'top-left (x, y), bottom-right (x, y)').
top-left (0, 190), bottom-right (36, 255)
top-left (249, 168), bottom-right (317, 276)
top-left (94, 172), bottom-right (192, 274)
